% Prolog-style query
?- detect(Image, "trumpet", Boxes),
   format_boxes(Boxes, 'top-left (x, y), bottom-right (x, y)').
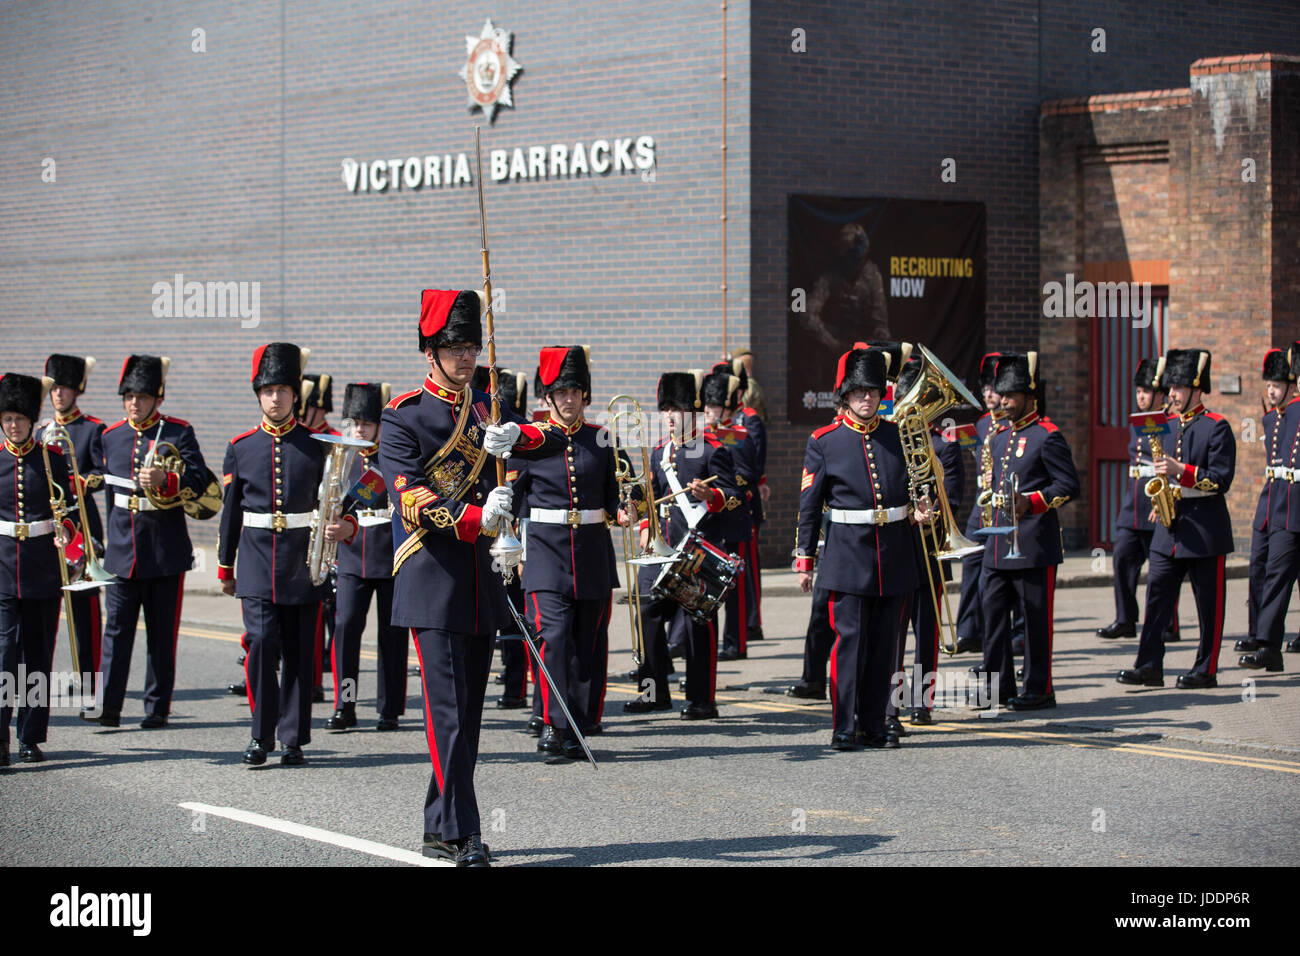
top-left (41, 423), bottom-right (113, 678)
top-left (608, 395), bottom-right (676, 666)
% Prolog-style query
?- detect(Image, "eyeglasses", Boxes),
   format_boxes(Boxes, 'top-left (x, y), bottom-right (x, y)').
top-left (442, 345), bottom-right (482, 359)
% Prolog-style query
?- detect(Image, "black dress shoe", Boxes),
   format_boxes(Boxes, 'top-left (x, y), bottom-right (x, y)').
top-left (376, 717), bottom-right (400, 731)
top-left (623, 697), bottom-right (671, 714)
top-left (1016, 666), bottom-right (1025, 680)
top-left (786, 681), bottom-right (826, 700)
top-left (228, 682), bottom-right (246, 696)
top-left (863, 731), bottom-right (901, 749)
top-left (680, 703), bottom-right (719, 720)
top-left (1007, 692), bottom-right (1056, 711)
top-left (884, 715), bottom-right (908, 737)
top-left (623, 668), bottom-right (642, 682)
top-left (421, 832), bottom-right (456, 861)
top-left (525, 715), bottom-right (545, 736)
top-left (140, 714), bottom-right (167, 729)
top-left (668, 644), bottom-right (686, 659)
top-left (583, 723), bottom-right (603, 736)
top-left (312, 685), bottom-right (325, 703)
top-left (496, 695), bottom-right (526, 709)
top-left (96, 711), bottom-right (120, 728)
top-left (1287, 637), bottom-right (1300, 653)
top-left (494, 672), bottom-right (506, 685)
top-left (236, 653), bottom-right (246, 666)
top-left (910, 708), bottom-right (932, 726)
top-left (281, 746), bottom-right (305, 766)
top-left (830, 732), bottom-right (860, 751)
top-left (954, 635), bottom-right (982, 654)
top-left (18, 743), bottom-right (44, 762)
top-left (1176, 672), bottom-right (1217, 689)
top-left (1164, 629), bottom-right (1181, 642)
top-left (1097, 621), bottom-right (1136, 639)
top-left (0, 741), bottom-right (8, 767)
top-left (1239, 648), bottom-right (1284, 672)
top-left (1117, 666), bottom-right (1164, 687)
top-left (748, 627), bottom-right (764, 641)
top-left (717, 649), bottom-right (745, 662)
top-left (242, 739), bottom-right (268, 765)
top-left (455, 834), bottom-right (491, 867)
top-left (561, 737), bottom-right (585, 760)
top-left (324, 708), bottom-right (357, 730)
top-left (1235, 638), bottom-right (1262, 652)
top-left (537, 725), bottom-right (564, 756)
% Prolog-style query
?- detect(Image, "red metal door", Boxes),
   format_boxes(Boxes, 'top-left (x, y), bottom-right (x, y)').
top-left (1089, 290), bottom-right (1169, 549)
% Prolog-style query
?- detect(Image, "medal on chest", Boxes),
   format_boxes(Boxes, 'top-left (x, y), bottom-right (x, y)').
top-left (1015, 437), bottom-right (1027, 458)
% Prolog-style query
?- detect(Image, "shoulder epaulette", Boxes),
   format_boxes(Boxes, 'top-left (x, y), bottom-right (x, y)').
top-left (230, 426), bottom-right (259, 445)
top-left (1204, 411), bottom-right (1227, 422)
top-left (163, 415), bottom-right (190, 427)
top-left (812, 421), bottom-right (841, 440)
top-left (387, 389), bottom-right (421, 410)
top-left (978, 411), bottom-right (991, 422)
top-left (82, 415), bottom-right (105, 425)
top-left (702, 434), bottom-right (722, 449)
top-left (46, 443), bottom-right (64, 456)
top-left (1037, 417), bottom-right (1060, 433)
top-left (103, 420), bottom-right (128, 434)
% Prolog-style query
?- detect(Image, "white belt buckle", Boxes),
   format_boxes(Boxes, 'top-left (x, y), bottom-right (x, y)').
top-left (271, 512), bottom-right (288, 533)
top-left (566, 509), bottom-right (583, 526)
top-left (872, 508), bottom-right (889, 525)
top-left (14, 522), bottom-right (28, 541)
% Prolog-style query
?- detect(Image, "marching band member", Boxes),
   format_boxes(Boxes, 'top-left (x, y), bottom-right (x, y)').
top-left (1, 373), bottom-right (73, 764)
top-left (1238, 349), bottom-right (1299, 653)
top-left (885, 353), bottom-right (964, 731)
top-left (795, 347), bottom-right (929, 750)
top-left (623, 371), bottom-right (742, 720)
top-left (701, 364), bottom-right (759, 661)
top-left (93, 355), bottom-right (208, 729)
top-left (729, 350), bottom-right (769, 642)
top-left (300, 371), bottom-right (337, 702)
top-left (218, 343), bottom-right (325, 765)
top-left (42, 354), bottom-right (106, 690)
top-left (1098, 359), bottom-right (1180, 642)
top-left (955, 353), bottom-right (1004, 654)
top-left (379, 289), bottom-right (564, 866)
top-left (323, 382), bottom-right (409, 732)
top-left (979, 352), bottom-right (1079, 710)
top-left (513, 346), bottom-right (619, 759)
top-left (1118, 349), bottom-right (1235, 688)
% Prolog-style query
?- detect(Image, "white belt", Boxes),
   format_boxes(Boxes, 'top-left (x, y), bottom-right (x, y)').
top-left (103, 474), bottom-right (136, 490)
top-left (828, 505), bottom-right (910, 525)
top-left (356, 508), bottom-right (393, 527)
top-left (529, 507), bottom-right (608, 526)
top-left (1177, 488), bottom-right (1219, 499)
top-left (1129, 464), bottom-right (1156, 478)
top-left (113, 490), bottom-right (157, 512)
top-left (243, 511), bottom-right (314, 531)
top-left (0, 519), bottom-right (56, 539)
top-left (1268, 466), bottom-right (1300, 482)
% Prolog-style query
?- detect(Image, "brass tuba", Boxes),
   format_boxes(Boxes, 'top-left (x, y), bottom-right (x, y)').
top-left (608, 395), bottom-right (676, 666)
top-left (893, 344), bottom-right (984, 655)
top-left (307, 432), bottom-right (373, 586)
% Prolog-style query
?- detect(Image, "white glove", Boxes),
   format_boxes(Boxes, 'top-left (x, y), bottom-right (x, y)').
top-left (484, 421), bottom-right (522, 457)
top-left (481, 485), bottom-right (514, 532)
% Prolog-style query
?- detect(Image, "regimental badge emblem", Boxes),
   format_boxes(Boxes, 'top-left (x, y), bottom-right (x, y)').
top-left (458, 18), bottom-right (522, 123)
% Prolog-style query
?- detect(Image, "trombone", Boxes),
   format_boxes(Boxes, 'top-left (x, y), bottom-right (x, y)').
top-left (607, 394), bottom-right (675, 666)
top-left (41, 422), bottom-right (114, 679)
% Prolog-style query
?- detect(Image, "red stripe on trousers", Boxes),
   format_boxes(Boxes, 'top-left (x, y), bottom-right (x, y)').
top-left (1045, 565), bottom-right (1055, 694)
top-left (410, 628), bottom-right (444, 790)
top-left (312, 602), bottom-right (324, 687)
top-left (169, 573), bottom-right (185, 715)
top-left (737, 539), bottom-right (748, 654)
top-left (331, 603), bottom-right (341, 708)
top-left (827, 591), bottom-right (841, 728)
top-left (751, 527), bottom-right (762, 626)
top-left (532, 593), bottom-right (549, 723)
top-left (1209, 555), bottom-right (1225, 676)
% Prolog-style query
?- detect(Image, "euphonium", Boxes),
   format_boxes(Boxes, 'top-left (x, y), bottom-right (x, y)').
top-left (139, 421), bottom-right (223, 519)
top-left (308, 432), bottom-right (372, 585)
top-left (1144, 433), bottom-right (1180, 528)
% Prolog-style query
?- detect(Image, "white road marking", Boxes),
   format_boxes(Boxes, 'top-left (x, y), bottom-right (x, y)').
top-left (179, 802), bottom-right (451, 867)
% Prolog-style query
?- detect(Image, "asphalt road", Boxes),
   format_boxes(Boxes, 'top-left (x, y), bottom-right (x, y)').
top-left (3, 578), bottom-right (1298, 868)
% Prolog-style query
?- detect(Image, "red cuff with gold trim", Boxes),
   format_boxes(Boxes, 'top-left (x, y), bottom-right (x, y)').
top-left (1178, 463), bottom-right (1197, 488)
top-left (341, 514), bottom-right (359, 543)
top-left (456, 505), bottom-right (483, 542)
top-left (706, 488), bottom-right (725, 513)
top-left (217, 564), bottom-right (234, 581)
top-left (638, 518), bottom-right (649, 533)
top-left (163, 472), bottom-right (179, 498)
top-left (793, 556), bottom-right (814, 573)
top-left (1029, 491), bottom-right (1048, 515)
top-left (515, 424), bottom-right (545, 451)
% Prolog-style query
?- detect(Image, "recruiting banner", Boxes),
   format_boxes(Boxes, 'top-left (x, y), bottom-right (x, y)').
top-left (787, 196), bottom-right (986, 424)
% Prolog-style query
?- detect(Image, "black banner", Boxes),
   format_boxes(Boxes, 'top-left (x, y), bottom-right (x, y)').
top-left (786, 196), bottom-right (986, 424)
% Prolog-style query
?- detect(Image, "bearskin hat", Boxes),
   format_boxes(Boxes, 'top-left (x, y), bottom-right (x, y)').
top-left (993, 352), bottom-right (1037, 395)
top-left (301, 372), bottom-right (333, 412)
top-left (342, 382), bottom-right (391, 423)
top-left (250, 343), bottom-right (308, 394)
top-left (979, 352), bottom-right (1002, 389)
top-left (1263, 348), bottom-right (1293, 383)
top-left (700, 365), bottom-right (745, 411)
top-left (0, 373), bottom-right (51, 423)
top-left (835, 348), bottom-right (888, 399)
top-left (536, 346), bottom-right (592, 401)
top-left (419, 289), bottom-right (483, 352)
top-left (1134, 357), bottom-right (1166, 390)
top-left (896, 355), bottom-right (925, 398)
top-left (45, 354), bottom-right (95, 393)
top-left (866, 340), bottom-right (913, 383)
top-left (119, 355), bottom-right (169, 398)
top-left (1163, 349), bottom-right (1211, 392)
top-left (658, 372), bottom-right (702, 412)
top-left (471, 366), bottom-right (528, 416)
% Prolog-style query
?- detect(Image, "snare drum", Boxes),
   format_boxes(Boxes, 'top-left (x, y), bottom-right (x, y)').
top-left (651, 529), bottom-right (744, 623)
